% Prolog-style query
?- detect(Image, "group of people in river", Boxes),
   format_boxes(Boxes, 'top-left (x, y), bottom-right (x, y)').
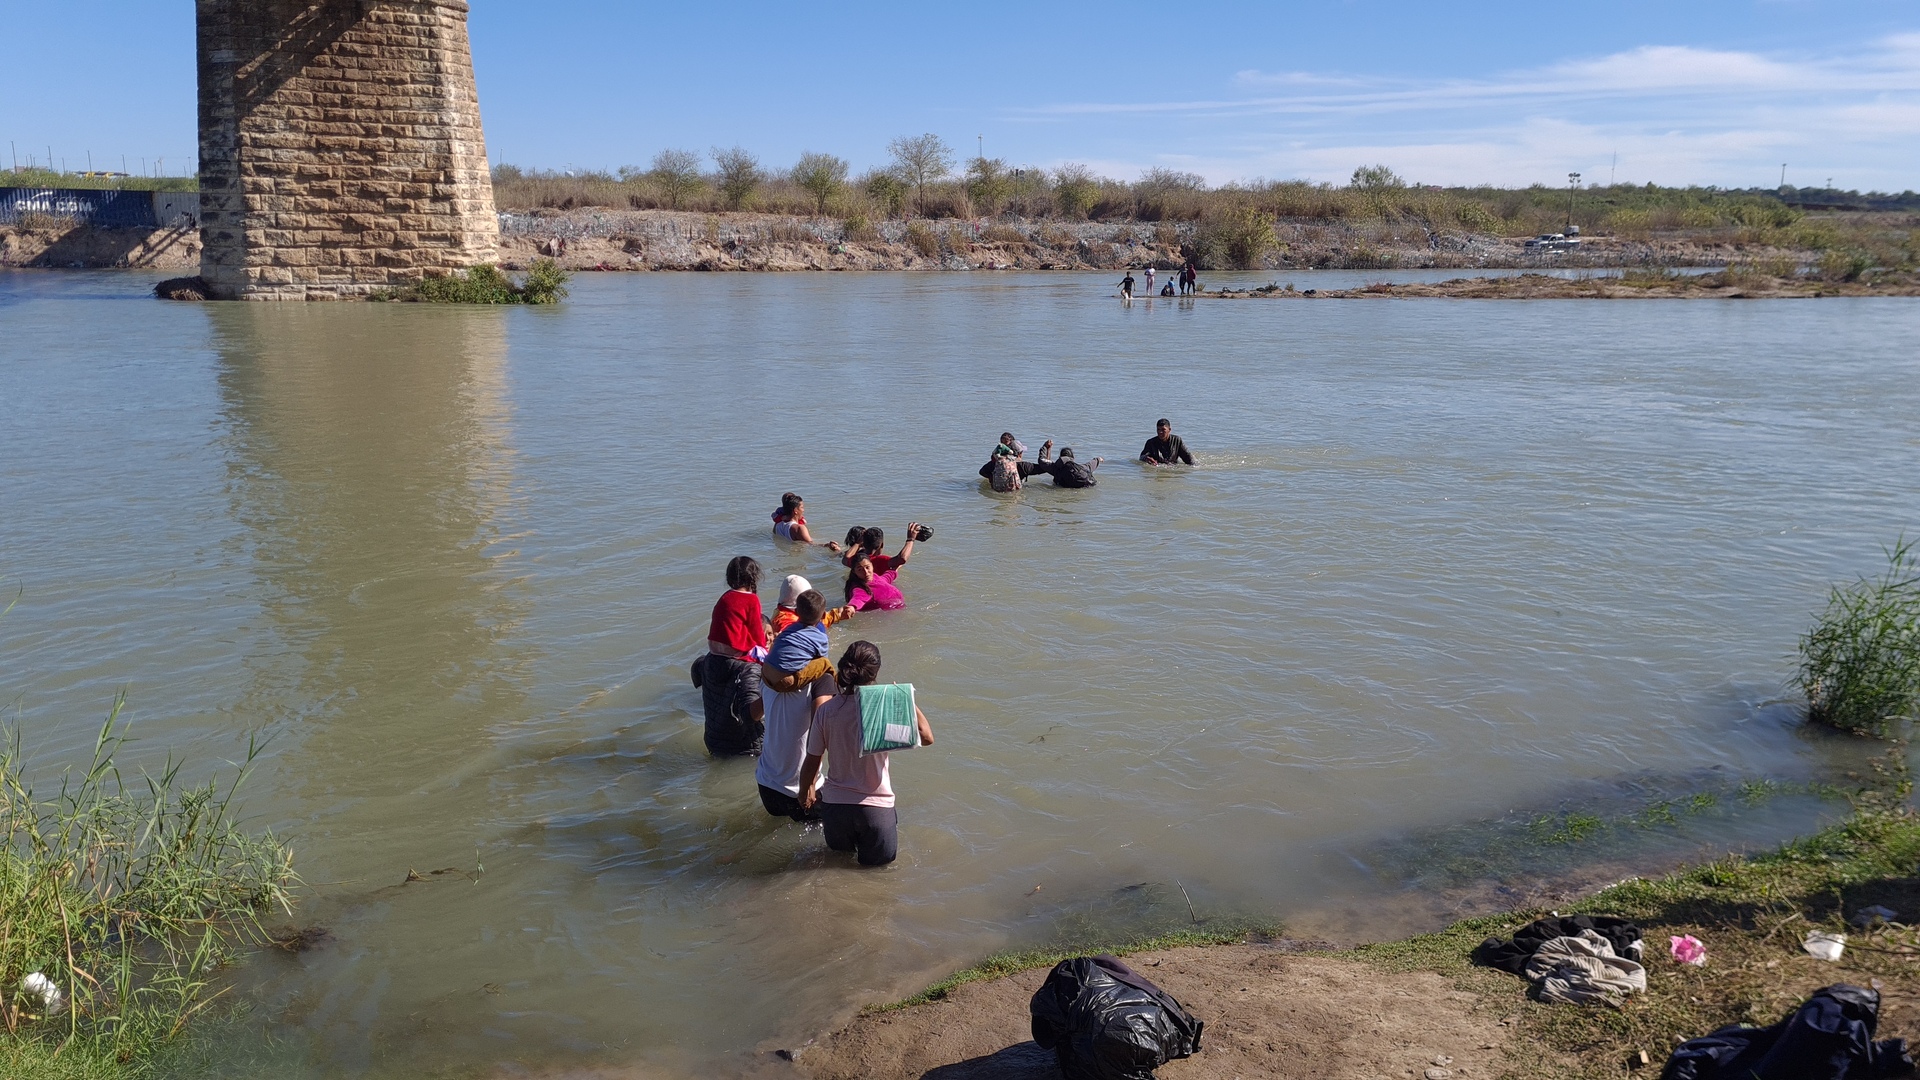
top-left (691, 419), bottom-right (1198, 867)
top-left (1119, 262), bottom-right (1200, 303)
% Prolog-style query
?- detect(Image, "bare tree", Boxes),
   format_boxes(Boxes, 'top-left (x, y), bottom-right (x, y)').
top-left (648, 149), bottom-right (703, 210)
top-left (790, 151), bottom-right (849, 216)
top-left (711, 146), bottom-right (763, 211)
top-left (887, 134), bottom-right (955, 215)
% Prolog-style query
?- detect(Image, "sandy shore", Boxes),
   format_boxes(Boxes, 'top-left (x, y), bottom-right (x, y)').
top-left (1201, 271), bottom-right (1920, 300)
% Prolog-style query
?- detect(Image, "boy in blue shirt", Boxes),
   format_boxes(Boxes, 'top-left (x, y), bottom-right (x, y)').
top-left (763, 590), bottom-right (833, 693)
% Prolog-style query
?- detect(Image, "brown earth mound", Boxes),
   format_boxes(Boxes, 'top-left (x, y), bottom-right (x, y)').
top-left (789, 944), bottom-right (1536, 1080)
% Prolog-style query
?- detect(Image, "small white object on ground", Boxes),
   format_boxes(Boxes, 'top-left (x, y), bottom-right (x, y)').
top-left (20, 972), bottom-right (66, 1015)
top-left (1803, 930), bottom-right (1847, 961)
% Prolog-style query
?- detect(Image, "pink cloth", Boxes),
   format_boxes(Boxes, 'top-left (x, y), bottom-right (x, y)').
top-left (805, 694), bottom-right (895, 807)
top-left (849, 569), bottom-right (904, 612)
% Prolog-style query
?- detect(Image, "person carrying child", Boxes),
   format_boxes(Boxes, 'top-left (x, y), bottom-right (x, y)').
top-left (797, 640), bottom-right (933, 866)
top-left (754, 589), bottom-right (838, 820)
top-left (771, 575), bottom-right (853, 638)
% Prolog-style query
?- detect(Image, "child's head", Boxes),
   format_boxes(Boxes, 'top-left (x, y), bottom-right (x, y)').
top-left (777, 574), bottom-right (811, 609)
top-left (725, 556), bottom-right (761, 592)
top-left (794, 589), bottom-right (827, 627)
top-left (843, 525), bottom-right (866, 551)
top-left (862, 526), bottom-right (885, 553)
top-left (836, 640), bottom-right (882, 691)
top-left (779, 492), bottom-right (803, 519)
top-left (999, 432), bottom-right (1015, 447)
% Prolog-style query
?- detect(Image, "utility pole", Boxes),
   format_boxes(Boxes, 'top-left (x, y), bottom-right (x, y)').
top-left (1780, 163), bottom-right (1787, 188)
top-left (977, 134), bottom-right (984, 160)
top-left (1567, 172), bottom-right (1580, 231)
top-left (1610, 152), bottom-right (1617, 186)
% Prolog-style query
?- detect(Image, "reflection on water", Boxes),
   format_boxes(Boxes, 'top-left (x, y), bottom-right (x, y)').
top-left (2, 270), bottom-right (1919, 1076)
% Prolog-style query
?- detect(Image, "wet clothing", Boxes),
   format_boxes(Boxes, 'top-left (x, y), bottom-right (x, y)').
top-left (771, 605), bottom-right (851, 638)
top-left (690, 653), bottom-right (762, 756)
top-left (708, 590), bottom-right (766, 653)
top-left (821, 802), bottom-right (898, 865)
top-left (806, 694), bottom-right (902, 807)
top-left (1661, 983), bottom-right (1911, 1080)
top-left (753, 674), bottom-right (836, 800)
top-left (1473, 915), bottom-right (1644, 976)
top-left (848, 568), bottom-right (905, 612)
top-left (1050, 458), bottom-right (1097, 488)
top-left (758, 782), bottom-right (818, 822)
top-left (766, 621), bottom-right (829, 674)
top-left (1524, 930), bottom-right (1646, 1006)
top-left (1139, 433), bottom-right (1194, 465)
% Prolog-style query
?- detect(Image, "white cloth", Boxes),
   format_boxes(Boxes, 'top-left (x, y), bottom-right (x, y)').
top-left (753, 675), bottom-right (835, 796)
top-left (1523, 930), bottom-right (1647, 1006)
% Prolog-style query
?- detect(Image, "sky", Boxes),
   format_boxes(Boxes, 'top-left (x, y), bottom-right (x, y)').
top-left (4, 1), bottom-right (1917, 190)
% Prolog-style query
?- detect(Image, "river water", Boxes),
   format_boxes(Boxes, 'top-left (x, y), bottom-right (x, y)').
top-left (3, 269), bottom-right (1917, 1076)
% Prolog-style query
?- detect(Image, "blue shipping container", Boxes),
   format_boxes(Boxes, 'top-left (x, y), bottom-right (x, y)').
top-left (0, 188), bottom-right (161, 227)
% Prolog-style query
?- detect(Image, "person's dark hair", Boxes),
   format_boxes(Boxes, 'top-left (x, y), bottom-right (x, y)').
top-left (835, 640), bottom-right (882, 693)
top-left (725, 555), bottom-right (761, 592)
top-left (1156, 418), bottom-right (1171, 429)
top-left (1000, 432), bottom-right (1015, 444)
top-left (843, 525), bottom-right (866, 550)
top-left (1058, 447), bottom-right (1074, 460)
top-left (862, 526), bottom-right (885, 552)
top-left (794, 589), bottom-right (827, 626)
top-left (844, 556), bottom-right (872, 603)
top-left (779, 492), bottom-right (802, 518)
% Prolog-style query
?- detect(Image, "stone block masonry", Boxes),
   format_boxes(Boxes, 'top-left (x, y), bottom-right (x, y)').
top-left (197, 0), bottom-right (498, 300)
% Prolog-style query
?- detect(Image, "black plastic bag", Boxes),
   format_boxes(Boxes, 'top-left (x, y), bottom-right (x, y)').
top-left (1029, 955), bottom-right (1203, 1080)
top-left (1661, 983), bottom-right (1913, 1080)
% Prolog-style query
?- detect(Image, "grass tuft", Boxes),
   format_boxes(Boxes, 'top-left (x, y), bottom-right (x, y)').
top-left (1796, 538), bottom-right (1920, 738)
top-left (0, 701), bottom-right (296, 1074)
top-left (376, 259), bottom-right (570, 305)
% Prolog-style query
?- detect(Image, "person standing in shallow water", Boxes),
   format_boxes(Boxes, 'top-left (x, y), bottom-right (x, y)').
top-left (1119, 270), bottom-right (1136, 304)
top-left (797, 640), bottom-right (933, 867)
top-left (1139, 418), bottom-right (1196, 466)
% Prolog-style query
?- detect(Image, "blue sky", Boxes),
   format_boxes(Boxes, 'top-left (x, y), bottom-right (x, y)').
top-left (5, 1), bottom-right (1917, 190)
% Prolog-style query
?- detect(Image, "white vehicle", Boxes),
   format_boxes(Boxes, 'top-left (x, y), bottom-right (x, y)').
top-left (1525, 233), bottom-right (1581, 251)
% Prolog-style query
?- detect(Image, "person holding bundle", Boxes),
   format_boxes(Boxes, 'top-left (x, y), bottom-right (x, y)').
top-left (797, 640), bottom-right (934, 866)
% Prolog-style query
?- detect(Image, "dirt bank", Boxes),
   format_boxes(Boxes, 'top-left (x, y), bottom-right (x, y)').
top-left (788, 943), bottom-right (1533, 1080)
top-left (1202, 270), bottom-right (1920, 300)
top-left (496, 209), bottom-right (1825, 275)
top-left (0, 222), bottom-right (199, 269)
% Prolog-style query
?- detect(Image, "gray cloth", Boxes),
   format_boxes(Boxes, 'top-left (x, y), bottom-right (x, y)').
top-left (1523, 929), bottom-right (1647, 1006)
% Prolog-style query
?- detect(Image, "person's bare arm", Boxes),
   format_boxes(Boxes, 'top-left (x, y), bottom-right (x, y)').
top-left (915, 706), bottom-right (933, 746)
top-left (894, 523), bottom-right (920, 565)
top-left (797, 752), bottom-right (824, 811)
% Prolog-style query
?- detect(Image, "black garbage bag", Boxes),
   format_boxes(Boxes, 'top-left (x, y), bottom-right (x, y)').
top-left (1660, 983), bottom-right (1913, 1080)
top-left (1029, 955), bottom-right (1203, 1080)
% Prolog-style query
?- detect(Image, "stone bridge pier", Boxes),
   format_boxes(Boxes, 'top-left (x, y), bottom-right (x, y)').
top-left (197, 0), bottom-right (499, 300)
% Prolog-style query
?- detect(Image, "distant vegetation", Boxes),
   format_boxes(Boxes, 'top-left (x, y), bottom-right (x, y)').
top-left (1798, 539), bottom-right (1920, 739)
top-left (2, 166), bottom-right (196, 192)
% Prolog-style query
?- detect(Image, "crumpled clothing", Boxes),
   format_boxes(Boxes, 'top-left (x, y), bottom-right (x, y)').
top-left (1472, 914), bottom-right (1644, 976)
top-left (1522, 930), bottom-right (1647, 1006)
top-left (1661, 983), bottom-right (1912, 1080)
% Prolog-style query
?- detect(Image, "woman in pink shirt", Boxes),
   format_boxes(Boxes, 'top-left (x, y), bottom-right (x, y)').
top-left (797, 640), bottom-right (933, 866)
top-left (843, 555), bottom-right (906, 612)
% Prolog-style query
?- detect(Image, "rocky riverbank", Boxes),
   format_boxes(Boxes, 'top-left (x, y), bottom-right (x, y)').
top-left (495, 208), bottom-right (1823, 274)
top-left (1203, 270), bottom-right (1920, 300)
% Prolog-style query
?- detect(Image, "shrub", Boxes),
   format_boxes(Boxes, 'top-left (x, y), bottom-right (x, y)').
top-left (904, 221), bottom-right (940, 258)
top-left (382, 259), bottom-right (570, 304)
top-left (1194, 205), bottom-right (1276, 269)
top-left (648, 149), bottom-right (705, 210)
top-left (1818, 249), bottom-right (1873, 282)
top-left (1797, 539), bottom-right (1920, 738)
top-left (842, 214), bottom-right (878, 244)
top-left (887, 134), bottom-right (955, 215)
top-left (983, 223), bottom-right (1026, 246)
top-left (862, 172), bottom-right (908, 219)
top-left (790, 151), bottom-right (848, 216)
top-left (1053, 164), bottom-right (1099, 220)
top-left (0, 704), bottom-right (295, 1061)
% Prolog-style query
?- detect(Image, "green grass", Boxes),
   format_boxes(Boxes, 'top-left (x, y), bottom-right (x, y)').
top-left (876, 922), bottom-right (1276, 1012)
top-left (1796, 538), bottom-right (1920, 738)
top-left (0, 701), bottom-right (296, 1077)
top-left (376, 259), bottom-right (569, 305)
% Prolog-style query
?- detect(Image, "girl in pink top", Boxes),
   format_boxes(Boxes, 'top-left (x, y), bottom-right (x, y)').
top-left (844, 555), bottom-right (906, 612)
top-left (797, 641), bottom-right (932, 866)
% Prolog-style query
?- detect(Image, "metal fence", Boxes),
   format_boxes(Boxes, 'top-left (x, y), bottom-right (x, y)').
top-left (0, 188), bottom-right (200, 228)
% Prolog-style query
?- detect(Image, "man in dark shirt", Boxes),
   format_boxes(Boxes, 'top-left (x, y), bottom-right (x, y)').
top-left (1139, 418), bottom-right (1195, 465)
top-left (1046, 447), bottom-right (1102, 487)
top-left (691, 653), bottom-right (763, 756)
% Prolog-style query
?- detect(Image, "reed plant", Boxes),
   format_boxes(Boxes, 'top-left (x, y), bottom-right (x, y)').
top-left (1796, 538), bottom-right (1920, 738)
top-left (0, 701), bottom-right (295, 1071)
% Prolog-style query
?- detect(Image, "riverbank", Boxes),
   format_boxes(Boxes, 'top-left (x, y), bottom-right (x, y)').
top-left (1204, 269), bottom-right (1920, 300)
top-left (776, 806), bottom-right (1920, 1080)
top-left (3, 208), bottom-right (1881, 276)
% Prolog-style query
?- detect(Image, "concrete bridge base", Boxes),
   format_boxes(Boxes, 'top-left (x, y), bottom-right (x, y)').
top-left (196, 0), bottom-right (499, 300)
